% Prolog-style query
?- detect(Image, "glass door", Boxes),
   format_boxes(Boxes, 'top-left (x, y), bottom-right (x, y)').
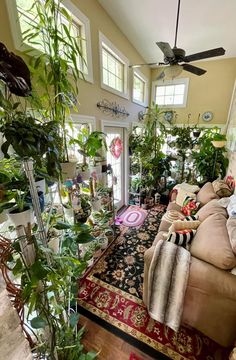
top-left (104, 126), bottom-right (125, 210)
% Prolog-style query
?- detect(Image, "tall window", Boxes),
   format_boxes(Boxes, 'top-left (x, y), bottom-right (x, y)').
top-left (153, 78), bottom-right (189, 108)
top-left (99, 32), bottom-right (129, 99)
top-left (6, 0), bottom-right (93, 82)
top-left (132, 70), bottom-right (148, 106)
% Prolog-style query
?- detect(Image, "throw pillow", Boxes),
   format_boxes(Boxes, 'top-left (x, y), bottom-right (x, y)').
top-left (175, 188), bottom-right (196, 207)
top-left (166, 229), bottom-right (196, 250)
top-left (196, 182), bottom-right (219, 206)
top-left (181, 196), bottom-right (200, 216)
top-left (190, 213), bottom-right (236, 270)
top-left (162, 210), bottom-right (185, 223)
top-left (212, 179), bottom-right (232, 198)
top-left (185, 215), bottom-right (199, 221)
top-left (169, 219), bottom-right (201, 233)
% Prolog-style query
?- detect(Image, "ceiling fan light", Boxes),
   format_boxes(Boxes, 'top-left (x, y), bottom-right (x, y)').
top-left (164, 65), bottom-right (183, 79)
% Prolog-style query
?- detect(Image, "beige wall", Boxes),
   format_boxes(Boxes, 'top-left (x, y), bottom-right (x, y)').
top-left (0, 0), bottom-right (151, 127)
top-left (151, 58), bottom-right (236, 125)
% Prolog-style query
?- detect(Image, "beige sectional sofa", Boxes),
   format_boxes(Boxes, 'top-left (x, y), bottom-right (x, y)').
top-left (143, 182), bottom-right (236, 347)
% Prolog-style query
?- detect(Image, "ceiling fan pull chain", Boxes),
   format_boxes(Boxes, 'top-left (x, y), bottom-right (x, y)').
top-left (174, 0), bottom-right (181, 48)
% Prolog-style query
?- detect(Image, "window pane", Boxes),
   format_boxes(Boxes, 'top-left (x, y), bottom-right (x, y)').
top-left (174, 84), bottom-right (185, 95)
top-left (173, 95), bottom-right (184, 105)
top-left (156, 96), bottom-right (165, 105)
top-left (165, 85), bottom-right (174, 96)
top-left (156, 86), bottom-right (165, 96)
top-left (133, 74), bottom-right (145, 102)
top-left (165, 95), bottom-right (174, 105)
top-left (103, 69), bottom-right (108, 85)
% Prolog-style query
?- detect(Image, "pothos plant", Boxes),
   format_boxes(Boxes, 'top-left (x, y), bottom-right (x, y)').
top-left (22, 0), bottom-right (85, 163)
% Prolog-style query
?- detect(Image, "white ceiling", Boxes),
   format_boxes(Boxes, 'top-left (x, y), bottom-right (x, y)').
top-left (98, 0), bottom-right (236, 64)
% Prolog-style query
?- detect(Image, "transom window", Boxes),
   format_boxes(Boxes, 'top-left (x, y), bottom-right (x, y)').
top-left (99, 32), bottom-right (129, 99)
top-left (132, 70), bottom-right (148, 106)
top-left (6, 0), bottom-right (93, 82)
top-left (153, 78), bottom-right (189, 108)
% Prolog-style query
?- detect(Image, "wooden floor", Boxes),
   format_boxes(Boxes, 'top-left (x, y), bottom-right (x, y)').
top-left (80, 315), bottom-right (156, 360)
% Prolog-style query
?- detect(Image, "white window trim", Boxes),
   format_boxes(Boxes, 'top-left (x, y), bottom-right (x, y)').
top-left (152, 77), bottom-right (189, 108)
top-left (5, 0), bottom-right (93, 83)
top-left (69, 114), bottom-right (96, 130)
top-left (99, 32), bottom-right (129, 100)
top-left (132, 69), bottom-right (149, 107)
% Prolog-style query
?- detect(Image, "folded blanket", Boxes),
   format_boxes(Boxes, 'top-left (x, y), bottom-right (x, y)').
top-left (147, 240), bottom-right (191, 332)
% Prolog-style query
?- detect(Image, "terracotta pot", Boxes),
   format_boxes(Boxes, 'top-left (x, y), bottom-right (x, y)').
top-left (60, 162), bottom-right (77, 181)
top-left (8, 206), bottom-right (34, 227)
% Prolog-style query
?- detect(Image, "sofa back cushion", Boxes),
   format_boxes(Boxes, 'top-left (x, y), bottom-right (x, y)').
top-left (196, 199), bottom-right (228, 222)
top-left (196, 182), bottom-right (219, 206)
top-left (190, 213), bottom-right (236, 270)
top-left (227, 217), bottom-right (236, 254)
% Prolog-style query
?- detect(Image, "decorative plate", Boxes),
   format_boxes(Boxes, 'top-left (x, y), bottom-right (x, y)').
top-left (202, 111), bottom-right (213, 122)
top-left (164, 111), bottom-right (174, 122)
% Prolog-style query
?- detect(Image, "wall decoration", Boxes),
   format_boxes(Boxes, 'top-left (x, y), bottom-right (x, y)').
top-left (202, 111), bottom-right (213, 122)
top-left (97, 99), bottom-right (129, 118)
top-left (109, 137), bottom-right (123, 159)
top-left (164, 111), bottom-right (174, 123)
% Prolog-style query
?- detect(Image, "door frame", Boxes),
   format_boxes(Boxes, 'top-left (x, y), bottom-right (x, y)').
top-left (101, 120), bottom-right (130, 206)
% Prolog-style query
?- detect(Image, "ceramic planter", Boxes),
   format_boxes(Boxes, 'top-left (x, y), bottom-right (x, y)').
top-left (60, 161), bottom-right (77, 181)
top-left (89, 164), bottom-right (102, 175)
top-left (193, 130), bottom-right (201, 138)
top-left (8, 206), bottom-right (34, 227)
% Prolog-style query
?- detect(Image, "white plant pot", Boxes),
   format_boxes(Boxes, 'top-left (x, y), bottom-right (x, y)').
top-left (79, 169), bottom-right (91, 180)
top-left (91, 198), bottom-right (102, 211)
top-left (89, 165), bottom-right (102, 175)
top-left (48, 237), bottom-right (60, 253)
top-left (35, 178), bottom-right (46, 194)
top-left (60, 162), bottom-right (77, 181)
top-left (8, 207), bottom-right (34, 228)
top-left (0, 210), bottom-right (8, 224)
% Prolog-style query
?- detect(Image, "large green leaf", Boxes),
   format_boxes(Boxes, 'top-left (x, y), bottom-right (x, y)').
top-left (31, 316), bottom-right (47, 329)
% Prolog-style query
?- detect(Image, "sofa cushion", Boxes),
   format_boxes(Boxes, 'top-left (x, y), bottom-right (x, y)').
top-left (212, 179), bottom-right (232, 198)
top-left (227, 217), bottom-right (236, 254)
top-left (190, 213), bottom-right (236, 270)
top-left (175, 188), bottom-right (196, 207)
top-left (169, 219), bottom-right (201, 232)
top-left (166, 202), bottom-right (182, 212)
top-left (196, 199), bottom-right (228, 222)
top-left (196, 182), bottom-right (219, 206)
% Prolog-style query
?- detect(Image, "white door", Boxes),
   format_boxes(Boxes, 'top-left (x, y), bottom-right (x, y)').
top-left (104, 126), bottom-right (125, 210)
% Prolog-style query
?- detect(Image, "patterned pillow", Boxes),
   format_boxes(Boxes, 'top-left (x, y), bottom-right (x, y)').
top-left (185, 215), bottom-right (198, 221)
top-left (166, 229), bottom-right (197, 250)
top-left (181, 196), bottom-right (200, 216)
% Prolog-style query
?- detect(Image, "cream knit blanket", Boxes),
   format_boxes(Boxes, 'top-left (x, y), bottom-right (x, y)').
top-left (147, 240), bottom-right (191, 332)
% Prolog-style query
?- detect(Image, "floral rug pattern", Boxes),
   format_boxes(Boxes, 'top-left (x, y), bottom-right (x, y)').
top-left (78, 205), bottom-right (230, 360)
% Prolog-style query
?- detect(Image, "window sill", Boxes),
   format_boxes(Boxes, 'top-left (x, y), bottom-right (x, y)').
top-left (101, 82), bottom-right (129, 100)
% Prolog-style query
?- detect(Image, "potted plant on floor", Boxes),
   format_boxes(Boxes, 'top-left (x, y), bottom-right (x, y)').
top-left (22, 0), bottom-right (85, 180)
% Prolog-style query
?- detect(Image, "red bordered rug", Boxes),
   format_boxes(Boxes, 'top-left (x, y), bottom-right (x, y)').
top-left (78, 205), bottom-right (231, 360)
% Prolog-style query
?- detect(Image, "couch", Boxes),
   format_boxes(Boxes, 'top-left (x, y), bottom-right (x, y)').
top-left (143, 182), bottom-right (236, 347)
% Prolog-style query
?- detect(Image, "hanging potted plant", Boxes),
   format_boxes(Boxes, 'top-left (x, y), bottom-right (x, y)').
top-left (22, 0), bottom-right (85, 180)
top-left (211, 133), bottom-right (227, 148)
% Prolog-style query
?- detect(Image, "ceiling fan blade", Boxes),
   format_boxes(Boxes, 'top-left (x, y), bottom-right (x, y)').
top-left (129, 62), bottom-right (158, 68)
top-left (184, 47), bottom-right (225, 62)
top-left (182, 63), bottom-right (206, 76)
top-left (156, 42), bottom-right (175, 58)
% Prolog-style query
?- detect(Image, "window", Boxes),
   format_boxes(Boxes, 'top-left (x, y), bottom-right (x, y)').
top-left (132, 70), bottom-right (148, 106)
top-left (99, 32), bottom-right (129, 99)
top-left (66, 115), bottom-right (95, 162)
top-left (6, 0), bottom-right (93, 82)
top-left (152, 78), bottom-right (189, 108)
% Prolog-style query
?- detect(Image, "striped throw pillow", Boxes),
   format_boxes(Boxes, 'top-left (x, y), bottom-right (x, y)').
top-left (166, 229), bottom-right (196, 250)
top-left (185, 215), bottom-right (198, 221)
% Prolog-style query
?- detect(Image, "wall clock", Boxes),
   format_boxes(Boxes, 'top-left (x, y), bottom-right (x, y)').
top-left (202, 111), bottom-right (213, 122)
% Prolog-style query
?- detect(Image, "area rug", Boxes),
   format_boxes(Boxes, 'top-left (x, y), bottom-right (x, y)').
top-left (78, 205), bottom-right (231, 360)
top-left (119, 205), bottom-right (147, 227)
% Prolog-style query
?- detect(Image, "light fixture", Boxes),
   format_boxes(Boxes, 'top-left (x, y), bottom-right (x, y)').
top-left (163, 65), bottom-right (183, 79)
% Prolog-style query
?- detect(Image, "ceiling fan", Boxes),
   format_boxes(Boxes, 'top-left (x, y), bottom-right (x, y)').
top-left (129, 0), bottom-right (225, 77)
